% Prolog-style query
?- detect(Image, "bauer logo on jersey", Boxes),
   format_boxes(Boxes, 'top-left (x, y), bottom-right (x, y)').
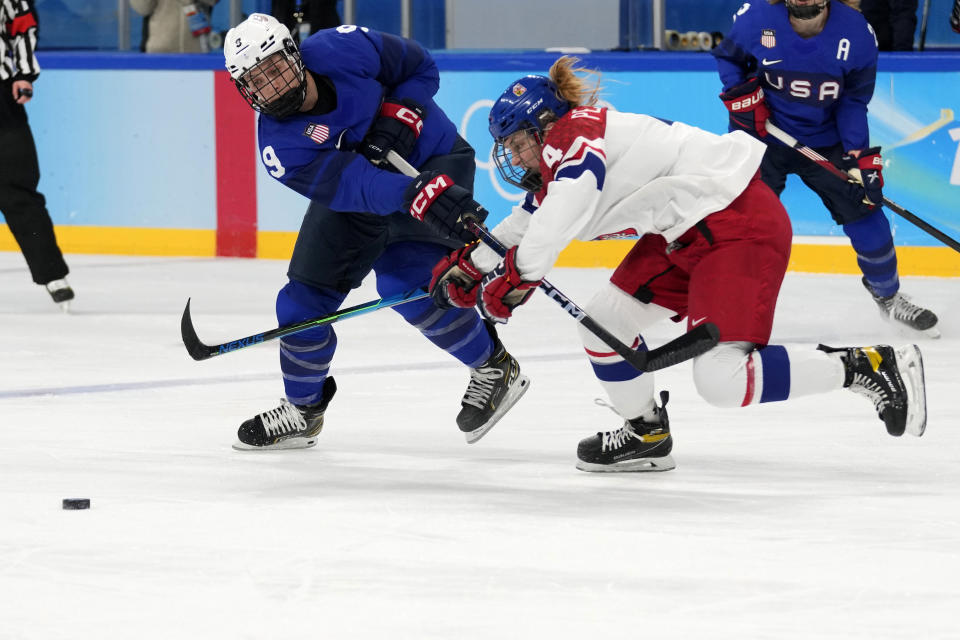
top-left (761, 29), bottom-right (776, 48)
top-left (304, 123), bottom-right (330, 145)
top-left (512, 83), bottom-right (527, 97)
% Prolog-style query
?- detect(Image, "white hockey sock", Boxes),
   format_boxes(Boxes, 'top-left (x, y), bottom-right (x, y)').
top-left (577, 283), bottom-right (674, 419)
top-left (693, 342), bottom-right (846, 407)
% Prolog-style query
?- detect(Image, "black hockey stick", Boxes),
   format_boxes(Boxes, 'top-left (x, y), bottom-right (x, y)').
top-left (386, 151), bottom-right (720, 372)
top-left (181, 287), bottom-right (429, 361)
top-left (765, 121), bottom-right (960, 254)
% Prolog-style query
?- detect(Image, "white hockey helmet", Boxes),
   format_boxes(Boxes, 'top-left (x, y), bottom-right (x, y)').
top-left (224, 13), bottom-right (307, 118)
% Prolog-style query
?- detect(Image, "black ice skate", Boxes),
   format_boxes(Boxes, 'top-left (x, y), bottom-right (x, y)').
top-left (862, 278), bottom-right (939, 338)
top-left (45, 278), bottom-right (74, 312)
top-left (234, 377), bottom-right (337, 450)
top-left (457, 342), bottom-right (529, 443)
top-left (576, 391), bottom-right (675, 472)
top-left (819, 344), bottom-right (927, 437)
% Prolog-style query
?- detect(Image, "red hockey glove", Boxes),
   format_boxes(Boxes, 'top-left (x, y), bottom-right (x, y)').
top-left (429, 243), bottom-right (484, 309)
top-left (402, 171), bottom-right (488, 244)
top-left (841, 147), bottom-right (884, 208)
top-left (719, 77), bottom-right (770, 137)
top-left (361, 97), bottom-right (425, 163)
top-left (478, 246), bottom-right (541, 324)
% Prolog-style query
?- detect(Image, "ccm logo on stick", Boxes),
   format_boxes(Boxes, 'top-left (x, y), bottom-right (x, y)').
top-left (409, 174), bottom-right (452, 220)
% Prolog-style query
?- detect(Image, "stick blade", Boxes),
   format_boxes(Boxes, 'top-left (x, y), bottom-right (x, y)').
top-left (181, 298), bottom-right (217, 361)
top-left (642, 322), bottom-right (720, 372)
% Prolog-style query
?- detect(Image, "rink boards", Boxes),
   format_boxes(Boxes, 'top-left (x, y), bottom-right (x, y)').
top-left (1, 51), bottom-right (958, 275)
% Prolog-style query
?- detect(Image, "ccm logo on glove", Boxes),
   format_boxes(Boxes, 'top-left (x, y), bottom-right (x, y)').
top-left (379, 102), bottom-right (423, 136)
top-left (409, 174), bottom-right (452, 221)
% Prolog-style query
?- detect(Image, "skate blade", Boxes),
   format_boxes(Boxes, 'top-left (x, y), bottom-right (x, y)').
top-left (576, 454), bottom-right (676, 473)
top-left (463, 374), bottom-right (530, 444)
top-left (232, 436), bottom-right (318, 451)
top-left (58, 301), bottom-right (72, 314)
top-left (896, 344), bottom-right (927, 437)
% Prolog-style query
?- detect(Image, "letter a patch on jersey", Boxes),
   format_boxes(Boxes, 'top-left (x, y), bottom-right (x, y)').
top-left (304, 123), bottom-right (330, 145)
top-left (761, 29), bottom-right (776, 48)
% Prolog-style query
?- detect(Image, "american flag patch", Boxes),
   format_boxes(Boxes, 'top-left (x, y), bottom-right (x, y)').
top-left (304, 123), bottom-right (330, 145)
top-left (761, 29), bottom-right (776, 48)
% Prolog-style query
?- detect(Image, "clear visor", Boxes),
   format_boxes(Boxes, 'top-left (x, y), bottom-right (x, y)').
top-left (492, 128), bottom-right (543, 192)
top-left (237, 49), bottom-right (306, 117)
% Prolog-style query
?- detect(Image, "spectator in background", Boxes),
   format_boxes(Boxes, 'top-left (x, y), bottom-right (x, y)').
top-left (0, 0), bottom-right (74, 310)
top-left (860, 0), bottom-right (918, 50)
top-left (951, 0), bottom-right (960, 33)
top-left (131, 0), bottom-right (219, 53)
top-left (271, 0), bottom-right (341, 44)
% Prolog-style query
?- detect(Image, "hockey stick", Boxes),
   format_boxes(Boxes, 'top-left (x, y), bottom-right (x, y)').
top-left (386, 150), bottom-right (720, 372)
top-left (180, 287), bottom-right (429, 361)
top-left (765, 121), bottom-right (960, 254)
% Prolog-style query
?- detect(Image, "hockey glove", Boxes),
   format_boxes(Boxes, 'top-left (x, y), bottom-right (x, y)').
top-left (478, 246), bottom-right (541, 324)
top-left (402, 171), bottom-right (488, 244)
top-left (719, 77), bottom-right (770, 137)
top-left (429, 242), bottom-right (484, 309)
top-left (361, 98), bottom-right (425, 164)
top-left (842, 147), bottom-right (884, 207)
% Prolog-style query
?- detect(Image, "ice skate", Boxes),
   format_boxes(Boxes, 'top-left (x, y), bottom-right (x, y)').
top-left (863, 278), bottom-right (939, 338)
top-left (45, 278), bottom-right (74, 312)
top-left (234, 377), bottom-right (337, 450)
top-left (457, 342), bottom-right (529, 443)
top-left (819, 344), bottom-right (926, 437)
top-left (576, 391), bottom-right (675, 472)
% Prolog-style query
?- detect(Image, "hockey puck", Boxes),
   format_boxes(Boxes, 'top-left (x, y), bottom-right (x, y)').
top-left (62, 498), bottom-right (90, 510)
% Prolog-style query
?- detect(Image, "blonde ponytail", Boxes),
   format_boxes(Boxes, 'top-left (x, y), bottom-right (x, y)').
top-left (548, 56), bottom-right (602, 108)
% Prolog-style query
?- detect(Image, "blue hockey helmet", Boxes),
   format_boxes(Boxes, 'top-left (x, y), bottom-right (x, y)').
top-left (489, 75), bottom-right (571, 191)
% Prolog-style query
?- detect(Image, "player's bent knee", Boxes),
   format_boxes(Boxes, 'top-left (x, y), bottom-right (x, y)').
top-left (692, 342), bottom-right (754, 408)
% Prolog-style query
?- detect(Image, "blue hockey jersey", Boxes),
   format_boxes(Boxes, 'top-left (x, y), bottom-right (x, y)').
top-left (713, 1), bottom-right (879, 151)
top-left (256, 25), bottom-right (459, 215)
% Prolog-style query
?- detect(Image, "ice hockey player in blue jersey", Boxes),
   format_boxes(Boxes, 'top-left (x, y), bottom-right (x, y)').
top-left (713, 0), bottom-right (939, 337)
top-left (221, 14), bottom-right (529, 450)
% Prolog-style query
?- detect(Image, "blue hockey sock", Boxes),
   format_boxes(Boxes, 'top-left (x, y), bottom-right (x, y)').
top-left (843, 211), bottom-right (899, 297)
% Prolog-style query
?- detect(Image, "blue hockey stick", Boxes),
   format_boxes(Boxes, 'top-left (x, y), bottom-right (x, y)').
top-left (180, 286), bottom-right (429, 361)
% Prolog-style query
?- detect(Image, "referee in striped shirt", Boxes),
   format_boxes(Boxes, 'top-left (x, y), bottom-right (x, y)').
top-left (1, 0), bottom-right (73, 309)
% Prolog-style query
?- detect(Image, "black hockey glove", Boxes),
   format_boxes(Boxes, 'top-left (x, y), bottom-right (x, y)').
top-left (361, 97), bottom-right (425, 164)
top-left (719, 77), bottom-right (770, 138)
top-left (841, 146), bottom-right (884, 210)
top-left (402, 171), bottom-right (488, 244)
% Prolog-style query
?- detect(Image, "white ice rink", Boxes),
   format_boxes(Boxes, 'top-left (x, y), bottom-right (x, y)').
top-left (1, 252), bottom-right (958, 639)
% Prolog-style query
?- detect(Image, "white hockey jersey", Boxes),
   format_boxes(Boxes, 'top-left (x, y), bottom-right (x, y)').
top-left (473, 107), bottom-right (768, 280)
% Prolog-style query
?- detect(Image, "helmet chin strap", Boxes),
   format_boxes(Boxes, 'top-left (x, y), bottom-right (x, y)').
top-left (786, 0), bottom-right (829, 19)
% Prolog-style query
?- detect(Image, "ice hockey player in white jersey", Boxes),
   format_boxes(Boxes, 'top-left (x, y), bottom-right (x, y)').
top-left (428, 56), bottom-right (927, 472)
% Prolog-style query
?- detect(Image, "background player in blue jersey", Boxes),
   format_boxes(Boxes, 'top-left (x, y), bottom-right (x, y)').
top-left (221, 14), bottom-right (529, 450)
top-left (713, 0), bottom-right (939, 337)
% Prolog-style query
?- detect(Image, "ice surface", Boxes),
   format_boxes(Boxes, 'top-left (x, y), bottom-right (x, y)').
top-left (1, 253), bottom-right (958, 639)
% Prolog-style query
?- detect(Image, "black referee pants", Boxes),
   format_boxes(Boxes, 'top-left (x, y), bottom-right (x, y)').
top-left (0, 82), bottom-right (68, 285)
